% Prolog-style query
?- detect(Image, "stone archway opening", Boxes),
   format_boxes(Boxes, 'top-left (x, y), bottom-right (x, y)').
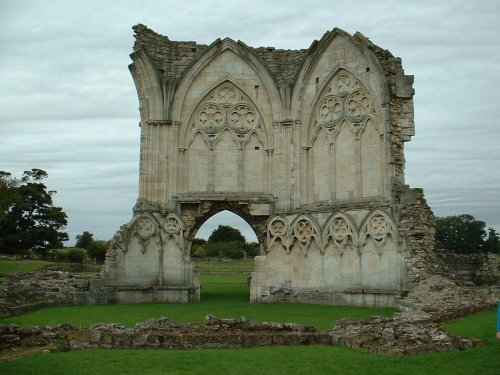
top-left (189, 209), bottom-right (262, 302)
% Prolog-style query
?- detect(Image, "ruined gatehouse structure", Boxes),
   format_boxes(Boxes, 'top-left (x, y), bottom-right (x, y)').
top-left (89, 25), bottom-right (436, 306)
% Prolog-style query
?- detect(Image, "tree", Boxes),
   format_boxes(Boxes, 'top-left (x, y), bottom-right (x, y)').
top-left (435, 214), bottom-right (487, 253)
top-left (0, 169), bottom-right (68, 254)
top-left (0, 172), bottom-right (19, 225)
top-left (208, 225), bottom-right (246, 244)
top-left (87, 240), bottom-right (109, 263)
top-left (483, 227), bottom-right (500, 254)
top-left (192, 238), bottom-right (207, 245)
top-left (76, 231), bottom-right (94, 249)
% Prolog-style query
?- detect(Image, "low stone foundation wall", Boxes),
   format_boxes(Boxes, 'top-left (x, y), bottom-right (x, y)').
top-left (437, 251), bottom-right (499, 285)
top-left (0, 315), bottom-right (481, 359)
top-left (0, 270), bottom-right (90, 318)
top-left (330, 316), bottom-right (480, 356)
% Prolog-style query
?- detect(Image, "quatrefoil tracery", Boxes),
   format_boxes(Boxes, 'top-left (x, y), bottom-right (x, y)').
top-left (315, 71), bottom-right (374, 139)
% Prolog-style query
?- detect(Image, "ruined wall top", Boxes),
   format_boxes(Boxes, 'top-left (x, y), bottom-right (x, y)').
top-left (131, 23), bottom-right (412, 97)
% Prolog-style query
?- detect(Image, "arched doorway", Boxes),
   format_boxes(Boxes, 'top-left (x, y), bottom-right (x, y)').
top-left (190, 210), bottom-right (260, 302)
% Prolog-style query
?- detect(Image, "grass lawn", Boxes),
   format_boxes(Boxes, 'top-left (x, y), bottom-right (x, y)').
top-left (0, 259), bottom-right (54, 273)
top-left (0, 259), bottom-right (101, 277)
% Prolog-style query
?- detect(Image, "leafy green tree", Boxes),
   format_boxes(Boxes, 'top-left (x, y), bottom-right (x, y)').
top-left (208, 225), bottom-right (246, 244)
top-left (75, 231), bottom-right (94, 249)
top-left (66, 247), bottom-right (87, 263)
top-left (192, 238), bottom-right (207, 245)
top-left (87, 240), bottom-right (109, 263)
top-left (435, 214), bottom-right (487, 253)
top-left (483, 227), bottom-right (500, 254)
top-left (0, 169), bottom-right (68, 254)
top-left (0, 172), bottom-right (19, 225)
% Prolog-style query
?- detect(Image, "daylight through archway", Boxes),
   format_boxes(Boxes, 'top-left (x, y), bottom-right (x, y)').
top-left (191, 210), bottom-right (259, 301)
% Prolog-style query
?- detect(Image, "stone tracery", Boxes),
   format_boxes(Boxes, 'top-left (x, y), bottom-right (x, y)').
top-left (267, 216), bottom-right (291, 253)
top-left (323, 213), bottom-right (357, 256)
top-left (131, 214), bottom-right (160, 254)
top-left (291, 216), bottom-right (319, 257)
top-left (188, 82), bottom-right (265, 148)
top-left (360, 211), bottom-right (397, 256)
top-left (313, 69), bottom-right (376, 143)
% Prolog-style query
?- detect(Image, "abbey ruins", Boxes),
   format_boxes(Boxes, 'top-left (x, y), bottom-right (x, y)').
top-left (88, 25), bottom-right (436, 306)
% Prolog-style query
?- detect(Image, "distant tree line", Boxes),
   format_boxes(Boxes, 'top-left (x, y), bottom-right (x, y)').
top-left (435, 214), bottom-right (500, 254)
top-left (191, 225), bottom-right (259, 259)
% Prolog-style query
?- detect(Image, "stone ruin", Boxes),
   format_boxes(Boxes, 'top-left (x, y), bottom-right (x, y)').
top-left (1, 26), bottom-right (499, 361)
top-left (81, 24), bottom-right (438, 306)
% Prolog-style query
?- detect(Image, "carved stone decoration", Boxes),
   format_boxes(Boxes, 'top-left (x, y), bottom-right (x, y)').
top-left (216, 84), bottom-right (239, 105)
top-left (334, 72), bottom-right (357, 96)
top-left (112, 227), bottom-right (128, 253)
top-left (291, 216), bottom-right (319, 257)
top-left (318, 95), bottom-right (342, 127)
top-left (187, 81), bottom-right (266, 149)
top-left (346, 90), bottom-right (372, 122)
top-left (198, 103), bottom-right (224, 134)
top-left (267, 216), bottom-right (291, 253)
top-left (162, 213), bottom-right (186, 256)
top-left (133, 198), bottom-right (163, 215)
top-left (360, 210), bottom-right (396, 256)
top-left (311, 69), bottom-right (375, 144)
top-left (323, 213), bottom-right (357, 256)
top-left (131, 214), bottom-right (160, 254)
top-left (230, 105), bottom-right (256, 134)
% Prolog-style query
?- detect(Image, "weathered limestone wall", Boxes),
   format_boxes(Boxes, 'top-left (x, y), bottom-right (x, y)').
top-left (89, 25), bottom-right (437, 306)
top-left (438, 250), bottom-right (499, 285)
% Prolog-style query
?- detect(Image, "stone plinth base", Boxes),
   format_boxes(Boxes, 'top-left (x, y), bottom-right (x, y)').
top-left (250, 286), bottom-right (399, 307)
top-left (74, 285), bottom-right (200, 305)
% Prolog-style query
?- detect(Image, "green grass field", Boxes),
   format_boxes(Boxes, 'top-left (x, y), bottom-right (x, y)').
top-left (195, 259), bottom-right (254, 273)
top-left (0, 259), bottom-right (499, 374)
top-left (0, 259), bottom-right (101, 275)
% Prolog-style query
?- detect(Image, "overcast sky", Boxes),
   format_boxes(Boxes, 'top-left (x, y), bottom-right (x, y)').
top-left (1, 0), bottom-right (499, 244)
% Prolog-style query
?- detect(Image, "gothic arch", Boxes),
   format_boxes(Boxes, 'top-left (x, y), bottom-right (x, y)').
top-left (182, 79), bottom-right (270, 150)
top-left (129, 48), bottom-right (165, 122)
top-left (322, 211), bottom-right (359, 256)
top-left (289, 214), bottom-right (321, 257)
top-left (171, 38), bottom-right (284, 124)
top-left (359, 209), bottom-right (398, 256)
top-left (184, 204), bottom-right (268, 254)
top-left (305, 67), bottom-right (380, 147)
top-left (127, 211), bottom-right (163, 254)
top-left (267, 215), bottom-right (291, 253)
top-left (291, 28), bottom-right (389, 120)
